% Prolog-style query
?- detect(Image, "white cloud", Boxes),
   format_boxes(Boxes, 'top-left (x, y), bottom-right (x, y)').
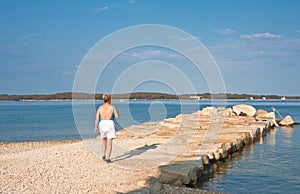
top-left (122, 49), bottom-right (161, 60)
top-left (209, 36), bottom-right (300, 66)
top-left (241, 32), bottom-right (281, 40)
top-left (131, 50), bottom-right (160, 58)
top-left (179, 37), bottom-right (195, 43)
top-left (179, 36), bottom-right (201, 42)
top-left (20, 33), bottom-right (36, 46)
top-left (293, 30), bottom-right (300, 34)
top-left (121, 49), bottom-right (184, 61)
top-left (96, 6), bottom-right (109, 12)
top-left (213, 28), bottom-right (236, 35)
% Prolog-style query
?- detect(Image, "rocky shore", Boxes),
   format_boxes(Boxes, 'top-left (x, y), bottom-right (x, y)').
top-left (0, 104), bottom-right (289, 193)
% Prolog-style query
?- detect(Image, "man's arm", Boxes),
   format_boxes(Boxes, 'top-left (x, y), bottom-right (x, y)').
top-left (114, 106), bottom-right (119, 118)
top-left (94, 107), bottom-right (101, 133)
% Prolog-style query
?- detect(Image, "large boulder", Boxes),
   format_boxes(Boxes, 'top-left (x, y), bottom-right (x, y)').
top-left (256, 109), bottom-right (268, 116)
top-left (232, 104), bottom-right (256, 117)
top-left (158, 163), bottom-right (198, 186)
top-left (201, 155), bottom-right (210, 165)
top-left (224, 108), bottom-right (234, 117)
top-left (200, 107), bottom-right (217, 116)
top-left (279, 115), bottom-right (294, 126)
top-left (256, 112), bottom-right (275, 121)
top-left (147, 177), bottom-right (162, 194)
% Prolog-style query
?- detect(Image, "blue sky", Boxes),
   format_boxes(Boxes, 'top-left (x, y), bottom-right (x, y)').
top-left (1, 0), bottom-right (300, 95)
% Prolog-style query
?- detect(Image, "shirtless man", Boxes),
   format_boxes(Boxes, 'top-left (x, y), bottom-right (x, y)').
top-left (94, 94), bottom-right (119, 163)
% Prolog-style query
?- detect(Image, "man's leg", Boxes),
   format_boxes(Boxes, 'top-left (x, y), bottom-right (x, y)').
top-left (106, 138), bottom-right (113, 160)
top-left (102, 138), bottom-right (107, 159)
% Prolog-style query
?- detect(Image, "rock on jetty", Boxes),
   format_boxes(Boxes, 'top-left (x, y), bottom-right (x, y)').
top-left (279, 115), bottom-right (295, 126)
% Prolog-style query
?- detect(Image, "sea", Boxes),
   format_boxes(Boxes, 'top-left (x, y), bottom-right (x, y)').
top-left (0, 99), bottom-right (299, 193)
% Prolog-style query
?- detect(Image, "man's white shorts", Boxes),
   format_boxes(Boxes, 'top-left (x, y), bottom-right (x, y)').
top-left (99, 120), bottom-right (116, 139)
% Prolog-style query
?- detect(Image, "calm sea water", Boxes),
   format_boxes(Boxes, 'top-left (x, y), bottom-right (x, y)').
top-left (0, 100), bottom-right (202, 142)
top-left (0, 99), bottom-right (299, 193)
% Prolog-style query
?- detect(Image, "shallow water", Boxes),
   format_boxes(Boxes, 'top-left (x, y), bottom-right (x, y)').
top-left (0, 100), bottom-right (201, 142)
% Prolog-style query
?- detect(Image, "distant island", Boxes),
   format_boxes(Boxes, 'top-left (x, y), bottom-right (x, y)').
top-left (0, 92), bottom-right (299, 101)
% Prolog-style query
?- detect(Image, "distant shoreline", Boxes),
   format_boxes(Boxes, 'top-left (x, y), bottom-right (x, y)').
top-left (1, 99), bottom-right (300, 103)
top-left (1, 92), bottom-right (300, 101)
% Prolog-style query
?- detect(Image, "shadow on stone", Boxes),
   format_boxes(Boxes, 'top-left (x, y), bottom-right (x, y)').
top-left (113, 143), bottom-right (160, 162)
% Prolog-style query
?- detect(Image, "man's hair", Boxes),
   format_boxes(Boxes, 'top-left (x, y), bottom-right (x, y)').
top-left (103, 94), bottom-right (111, 103)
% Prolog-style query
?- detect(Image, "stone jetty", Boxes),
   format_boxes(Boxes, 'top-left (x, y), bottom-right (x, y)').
top-left (115, 104), bottom-right (278, 193)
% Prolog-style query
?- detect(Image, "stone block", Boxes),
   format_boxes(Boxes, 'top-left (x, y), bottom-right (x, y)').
top-left (201, 155), bottom-right (210, 165)
top-left (256, 112), bottom-right (275, 121)
top-left (240, 132), bottom-right (250, 145)
top-left (225, 108), bottom-right (234, 117)
top-left (233, 138), bottom-right (244, 151)
top-left (146, 177), bottom-right (162, 194)
top-left (207, 152), bottom-right (215, 160)
top-left (200, 107), bottom-right (217, 116)
top-left (233, 104), bottom-right (256, 117)
top-left (213, 149), bottom-right (221, 160)
top-left (279, 115), bottom-right (294, 126)
top-left (158, 163), bottom-right (198, 186)
top-left (256, 109), bottom-right (268, 116)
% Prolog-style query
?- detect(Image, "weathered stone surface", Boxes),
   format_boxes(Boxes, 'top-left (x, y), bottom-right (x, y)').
top-left (200, 107), bottom-right (217, 116)
top-left (126, 187), bottom-right (150, 194)
top-left (233, 138), bottom-right (244, 151)
top-left (201, 155), bottom-right (210, 165)
top-left (158, 163), bottom-right (198, 186)
top-left (177, 160), bottom-right (204, 171)
top-left (224, 142), bottom-right (233, 153)
top-left (207, 152), bottom-right (215, 160)
top-left (216, 107), bottom-right (226, 112)
top-left (279, 115), bottom-right (294, 126)
top-left (259, 127), bottom-right (265, 135)
top-left (217, 143), bottom-right (225, 153)
top-left (233, 104), bottom-right (256, 116)
top-left (161, 184), bottom-right (223, 194)
top-left (256, 112), bottom-right (275, 121)
top-left (213, 149), bottom-right (221, 160)
top-left (248, 131), bottom-right (256, 141)
top-left (216, 143), bottom-right (227, 159)
top-left (146, 177), bottom-right (162, 194)
top-left (256, 109), bottom-right (268, 116)
top-left (224, 108), bottom-right (234, 117)
top-left (214, 108), bottom-right (234, 117)
top-left (240, 132), bottom-right (250, 145)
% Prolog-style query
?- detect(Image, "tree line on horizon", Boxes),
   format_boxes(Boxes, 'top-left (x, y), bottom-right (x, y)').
top-left (0, 92), bottom-right (299, 101)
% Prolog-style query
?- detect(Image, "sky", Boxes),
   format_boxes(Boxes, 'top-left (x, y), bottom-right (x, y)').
top-left (1, 0), bottom-right (300, 95)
